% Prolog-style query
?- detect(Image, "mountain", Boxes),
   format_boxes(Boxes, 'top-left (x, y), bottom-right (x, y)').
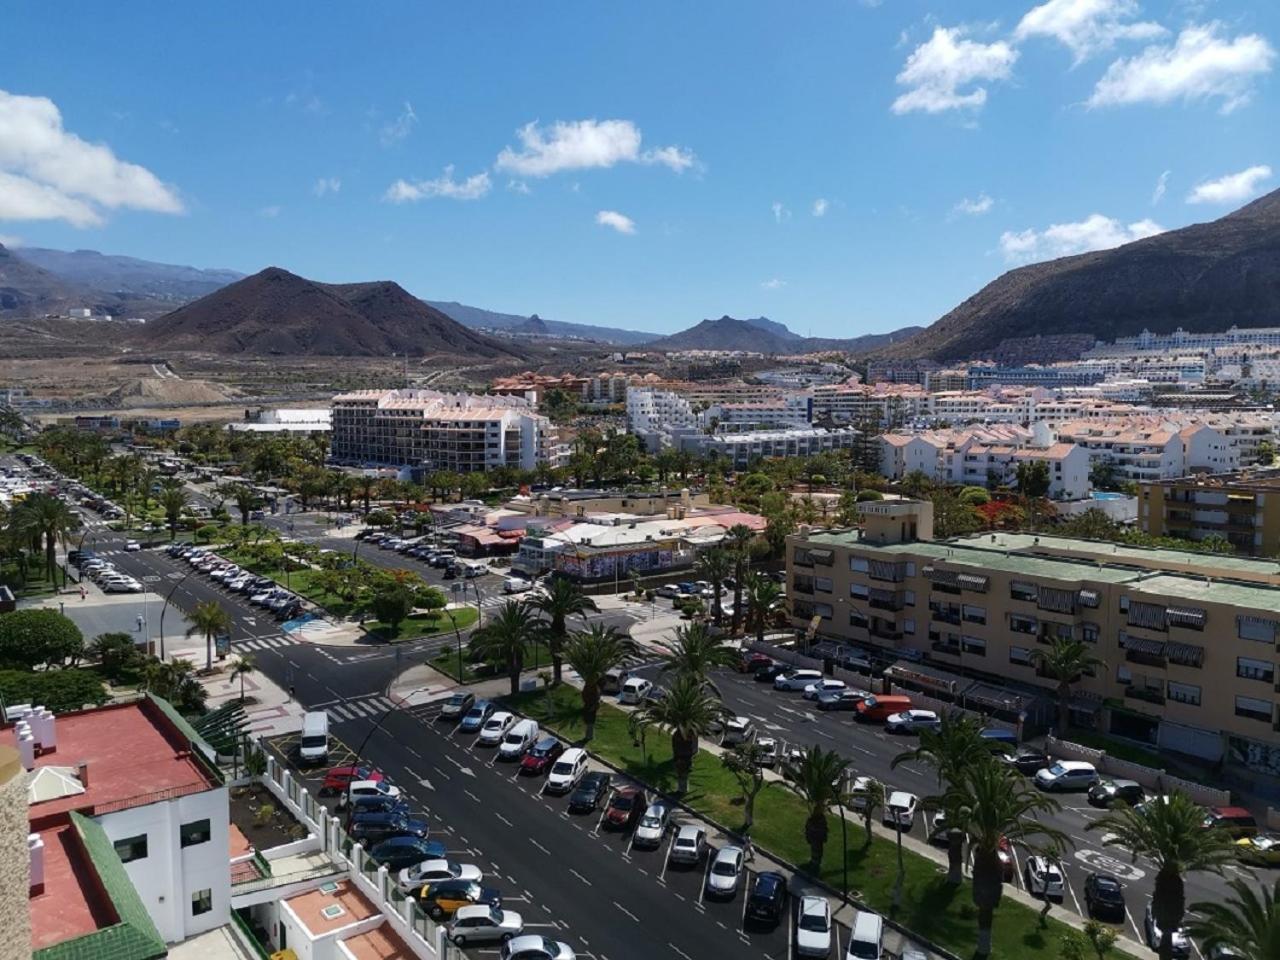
top-left (886, 189), bottom-right (1280, 362)
top-left (643, 315), bottom-right (923, 355)
top-left (15, 247), bottom-right (244, 302)
top-left (428, 300), bottom-right (653, 344)
top-left (742, 316), bottom-right (803, 342)
top-left (142, 267), bottom-right (520, 358)
top-left (0, 243), bottom-right (83, 315)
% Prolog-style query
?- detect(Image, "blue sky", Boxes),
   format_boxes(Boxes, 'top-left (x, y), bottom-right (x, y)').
top-left (2, 1), bottom-right (1277, 338)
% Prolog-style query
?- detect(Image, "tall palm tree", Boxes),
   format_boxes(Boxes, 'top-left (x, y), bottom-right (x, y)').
top-left (233, 486), bottom-right (259, 526)
top-left (1088, 791), bottom-right (1236, 960)
top-left (782, 744), bottom-right (849, 868)
top-left (562, 624), bottom-right (636, 740)
top-left (470, 600), bottom-right (540, 696)
top-left (695, 548), bottom-right (733, 626)
top-left (743, 573), bottom-right (783, 644)
top-left (725, 523), bottom-right (755, 635)
top-left (186, 600), bottom-right (233, 671)
top-left (631, 672), bottom-right (724, 793)
top-left (891, 713), bottom-right (991, 884)
top-left (530, 577), bottom-right (598, 684)
top-left (658, 621), bottom-right (739, 686)
top-left (1031, 636), bottom-right (1102, 735)
top-left (1187, 877), bottom-right (1280, 960)
top-left (942, 759), bottom-right (1070, 956)
top-left (229, 655), bottom-right (257, 702)
top-left (11, 492), bottom-right (77, 584)
top-left (159, 481), bottom-right (189, 541)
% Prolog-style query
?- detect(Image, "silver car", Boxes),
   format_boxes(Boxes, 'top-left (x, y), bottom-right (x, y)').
top-left (500, 935), bottom-right (576, 960)
top-left (632, 802), bottom-right (670, 849)
top-left (448, 904), bottom-right (523, 948)
top-left (705, 845), bottom-right (745, 898)
top-left (669, 825), bottom-right (707, 864)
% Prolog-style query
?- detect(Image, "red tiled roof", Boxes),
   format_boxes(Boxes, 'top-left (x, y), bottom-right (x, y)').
top-left (30, 824), bottom-right (115, 949)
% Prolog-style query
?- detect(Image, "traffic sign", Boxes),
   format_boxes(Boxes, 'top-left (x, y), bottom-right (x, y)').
top-left (1074, 848), bottom-right (1145, 881)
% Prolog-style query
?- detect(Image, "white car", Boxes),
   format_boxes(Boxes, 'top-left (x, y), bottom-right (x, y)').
top-left (885, 709), bottom-right (942, 734)
top-left (1035, 761), bottom-right (1099, 792)
top-left (669, 824), bottom-right (708, 864)
top-left (500, 935), bottom-right (576, 960)
top-left (632, 802), bottom-right (670, 848)
top-left (102, 578), bottom-right (143, 593)
top-left (124, 540), bottom-right (140, 551)
top-left (478, 711), bottom-right (517, 746)
top-left (849, 776), bottom-right (880, 813)
top-left (618, 676), bottom-right (653, 705)
top-left (448, 904), bottom-right (523, 948)
top-left (774, 669), bottom-right (824, 691)
top-left (503, 576), bottom-right (532, 594)
top-left (796, 895), bottom-right (833, 957)
top-left (346, 779), bottom-right (402, 801)
top-left (755, 737), bottom-right (779, 767)
top-left (1144, 902), bottom-right (1191, 958)
top-left (546, 747), bottom-right (588, 794)
top-left (802, 679), bottom-right (847, 701)
top-left (1023, 856), bottom-right (1065, 898)
top-left (883, 791), bottom-right (918, 829)
top-left (705, 845), bottom-right (745, 898)
top-left (398, 858), bottom-right (482, 893)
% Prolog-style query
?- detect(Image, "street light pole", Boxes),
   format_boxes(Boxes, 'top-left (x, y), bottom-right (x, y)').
top-left (157, 569), bottom-right (192, 660)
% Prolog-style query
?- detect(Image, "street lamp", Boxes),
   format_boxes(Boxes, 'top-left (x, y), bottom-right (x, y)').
top-left (449, 583), bottom-right (466, 678)
top-left (834, 792), bottom-right (851, 909)
top-left (157, 569), bottom-right (193, 660)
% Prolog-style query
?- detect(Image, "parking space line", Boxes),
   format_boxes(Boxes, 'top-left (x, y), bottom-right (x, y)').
top-left (659, 833), bottom-right (675, 882)
top-left (698, 854), bottom-right (712, 905)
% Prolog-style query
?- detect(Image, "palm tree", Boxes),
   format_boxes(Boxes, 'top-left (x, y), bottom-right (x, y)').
top-left (943, 759), bottom-right (1070, 956)
top-left (562, 624), bottom-right (637, 740)
top-left (695, 548), bottom-right (733, 626)
top-left (1187, 877), bottom-right (1280, 960)
top-left (725, 523), bottom-right (755, 635)
top-left (782, 744), bottom-right (849, 869)
top-left (233, 486), bottom-right (258, 526)
top-left (1031, 636), bottom-right (1102, 735)
top-left (229, 655), bottom-right (257, 702)
top-left (186, 600), bottom-right (233, 671)
top-left (631, 672), bottom-right (725, 793)
top-left (859, 777), bottom-right (885, 848)
top-left (891, 713), bottom-right (991, 884)
top-left (159, 482), bottom-right (188, 541)
top-left (1088, 791), bottom-right (1237, 960)
top-left (658, 621), bottom-right (739, 686)
top-left (530, 577), bottom-right (598, 684)
top-left (743, 573), bottom-right (783, 643)
top-left (470, 600), bottom-right (540, 696)
top-left (10, 492), bottom-right (77, 584)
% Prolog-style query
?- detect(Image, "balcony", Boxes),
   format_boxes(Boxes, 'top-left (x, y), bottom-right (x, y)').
top-left (1125, 686), bottom-right (1165, 706)
top-left (1125, 649), bottom-right (1167, 669)
top-left (931, 640), bottom-right (962, 658)
top-left (869, 594), bottom-right (905, 612)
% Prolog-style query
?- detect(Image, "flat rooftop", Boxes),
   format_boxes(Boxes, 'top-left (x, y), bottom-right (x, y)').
top-left (30, 823), bottom-right (114, 949)
top-left (285, 880), bottom-right (378, 938)
top-left (339, 925), bottom-right (413, 960)
top-left (11, 698), bottom-right (216, 818)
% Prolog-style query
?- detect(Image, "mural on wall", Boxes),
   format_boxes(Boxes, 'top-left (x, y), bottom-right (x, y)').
top-left (557, 547), bottom-right (675, 580)
top-left (1229, 735), bottom-right (1280, 777)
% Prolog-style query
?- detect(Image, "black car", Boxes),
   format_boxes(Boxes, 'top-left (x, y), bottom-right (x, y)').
top-left (1084, 872), bottom-right (1126, 921)
top-left (344, 794), bottom-right (411, 823)
top-left (1006, 750), bottom-right (1053, 775)
top-left (744, 871), bottom-right (787, 925)
top-left (348, 812), bottom-right (430, 844)
top-left (754, 663), bottom-right (788, 683)
top-left (368, 837), bottom-right (447, 870)
top-left (1088, 779), bottom-right (1145, 808)
top-left (568, 771), bottom-right (611, 812)
top-left (418, 879), bottom-right (502, 921)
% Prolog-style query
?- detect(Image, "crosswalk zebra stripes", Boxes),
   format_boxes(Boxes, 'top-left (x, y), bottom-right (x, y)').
top-left (235, 635), bottom-right (299, 652)
top-left (326, 695), bottom-right (397, 723)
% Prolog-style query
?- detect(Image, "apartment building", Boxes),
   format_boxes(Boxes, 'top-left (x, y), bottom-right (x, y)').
top-left (330, 389), bottom-right (563, 472)
top-left (682, 426), bottom-right (860, 470)
top-left (490, 371), bottom-right (632, 405)
top-left (626, 383), bottom-right (812, 451)
top-left (1056, 418), bottom-right (1240, 482)
top-left (811, 381), bottom-right (929, 427)
top-left (1091, 325), bottom-right (1280, 356)
top-left (1141, 470), bottom-right (1280, 555)
top-left (787, 500), bottom-right (1280, 772)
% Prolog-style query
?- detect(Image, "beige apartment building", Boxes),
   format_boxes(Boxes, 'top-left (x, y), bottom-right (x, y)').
top-left (1141, 469), bottom-right (1280, 555)
top-left (788, 500), bottom-right (1280, 775)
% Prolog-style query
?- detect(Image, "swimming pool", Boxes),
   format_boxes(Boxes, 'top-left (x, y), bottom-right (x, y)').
top-left (1091, 491), bottom-right (1127, 501)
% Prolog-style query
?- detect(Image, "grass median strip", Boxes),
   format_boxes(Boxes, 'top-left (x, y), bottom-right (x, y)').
top-left (505, 684), bottom-right (1137, 960)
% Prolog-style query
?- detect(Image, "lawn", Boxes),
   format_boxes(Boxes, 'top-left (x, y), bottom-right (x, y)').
top-left (505, 685), bottom-right (1137, 960)
top-left (1, 562), bottom-right (62, 599)
top-left (431, 636), bottom-right (554, 684)
top-left (364, 606), bottom-right (478, 642)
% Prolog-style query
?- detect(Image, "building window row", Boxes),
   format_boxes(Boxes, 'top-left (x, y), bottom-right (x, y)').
top-left (1235, 695), bottom-right (1275, 724)
top-left (1168, 681), bottom-right (1202, 706)
top-left (1237, 656), bottom-right (1276, 685)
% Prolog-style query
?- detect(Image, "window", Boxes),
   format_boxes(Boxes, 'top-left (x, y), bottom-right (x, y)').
top-left (1237, 656), bottom-right (1276, 684)
top-left (962, 635), bottom-right (986, 656)
top-left (1119, 596), bottom-right (1130, 613)
top-left (113, 834), bottom-right (148, 863)
top-left (180, 819), bottom-right (211, 848)
top-left (192, 889), bottom-right (213, 916)
top-left (902, 590), bottom-right (915, 607)
top-left (849, 556), bottom-right (869, 573)
top-left (793, 548), bottom-right (814, 568)
top-left (1010, 581), bottom-right (1037, 603)
top-left (962, 604), bottom-right (986, 625)
top-left (1009, 645), bottom-right (1033, 666)
top-left (850, 583), bottom-right (869, 600)
top-left (1235, 695), bottom-right (1274, 723)
top-left (814, 577), bottom-right (833, 594)
top-left (1238, 616), bottom-right (1278, 644)
top-left (1082, 623), bottom-right (1099, 644)
top-left (904, 562), bottom-right (916, 577)
top-left (1009, 614), bottom-right (1038, 635)
top-left (812, 603), bottom-right (833, 619)
top-left (902, 618), bottom-right (916, 636)
top-left (1168, 681), bottom-right (1201, 706)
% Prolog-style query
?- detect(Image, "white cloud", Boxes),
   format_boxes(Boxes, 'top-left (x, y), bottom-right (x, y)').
top-left (771, 201), bottom-right (791, 223)
top-left (761, 278), bottom-right (787, 290)
top-left (384, 166), bottom-right (492, 203)
top-left (892, 27), bottom-right (1019, 114)
top-left (999, 213), bottom-right (1164, 263)
top-left (506, 180), bottom-right (531, 195)
top-left (495, 119), bottom-right (696, 177)
top-left (1151, 169), bottom-right (1170, 204)
top-left (1088, 23), bottom-right (1276, 112)
top-left (1186, 165), bottom-right (1272, 205)
top-left (1014, 0), bottom-right (1165, 63)
top-left (313, 177), bottom-right (341, 197)
top-left (812, 198), bottom-right (829, 217)
top-left (0, 233), bottom-right (21, 247)
top-left (380, 102), bottom-right (417, 147)
top-left (257, 205), bottom-right (282, 219)
top-left (953, 192), bottom-right (994, 215)
top-left (0, 88), bottom-right (182, 227)
top-left (595, 210), bottom-right (636, 234)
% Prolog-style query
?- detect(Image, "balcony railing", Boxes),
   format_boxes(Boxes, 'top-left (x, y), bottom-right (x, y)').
top-left (1125, 686), bottom-right (1165, 705)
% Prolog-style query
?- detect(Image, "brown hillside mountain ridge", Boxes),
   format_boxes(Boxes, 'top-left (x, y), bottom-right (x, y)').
top-left (0, 242), bottom-right (84, 314)
top-left (644, 315), bottom-right (923, 354)
top-left (141, 266), bottom-right (520, 358)
top-left (882, 187), bottom-right (1280, 362)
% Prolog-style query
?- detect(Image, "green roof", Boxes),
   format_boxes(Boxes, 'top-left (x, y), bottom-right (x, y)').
top-left (1133, 573), bottom-right (1280, 614)
top-left (34, 813), bottom-right (167, 960)
top-left (963, 532), bottom-right (1280, 578)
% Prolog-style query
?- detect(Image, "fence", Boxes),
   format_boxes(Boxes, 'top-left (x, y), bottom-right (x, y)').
top-left (1046, 735), bottom-right (1231, 807)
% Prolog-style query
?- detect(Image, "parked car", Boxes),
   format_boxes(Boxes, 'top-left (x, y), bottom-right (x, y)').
top-left (124, 539), bottom-right (140, 551)
top-left (519, 737), bottom-right (564, 776)
top-left (632, 802), bottom-right (670, 848)
top-left (321, 766), bottom-right (383, 796)
top-left (774, 669), bottom-right (824, 691)
top-left (618, 676), bottom-right (653, 704)
top-left (1088, 779), bottom-right (1146, 808)
top-left (447, 904), bottom-right (523, 948)
top-left (477, 711), bottom-right (517, 746)
top-left (603, 786), bottom-right (646, 830)
top-left (368, 836), bottom-right (447, 870)
top-left (1035, 761), bottom-right (1099, 792)
top-left (885, 709), bottom-right (942, 734)
top-left (348, 812), bottom-right (429, 845)
top-left (1203, 806), bottom-right (1260, 838)
top-left (1236, 833), bottom-right (1280, 867)
top-left (669, 824), bottom-right (708, 865)
top-left (1023, 856), bottom-right (1065, 898)
top-left (802, 679), bottom-right (847, 701)
top-left (816, 689), bottom-right (868, 712)
top-left (460, 700), bottom-right (496, 733)
top-left (346, 780), bottom-right (402, 803)
top-left (883, 791), bottom-right (918, 829)
top-left (568, 771), bottom-right (611, 812)
top-left (744, 871), bottom-right (786, 925)
top-left (739, 652), bottom-right (773, 673)
top-left (419, 879), bottom-right (502, 921)
top-left (754, 663), bottom-right (788, 683)
top-left (705, 846), bottom-right (745, 898)
top-left (722, 716), bottom-right (757, 746)
top-left (440, 692), bottom-right (476, 721)
top-left (546, 748), bottom-right (590, 795)
top-left (849, 777), bottom-right (881, 813)
top-left (499, 935), bottom-right (577, 960)
top-left (795, 894), bottom-right (833, 957)
top-left (345, 794), bottom-right (411, 823)
top-left (1144, 902), bottom-right (1191, 958)
top-left (1084, 872), bottom-right (1126, 921)
top-left (1004, 750), bottom-right (1054, 776)
top-left (755, 737), bottom-right (779, 767)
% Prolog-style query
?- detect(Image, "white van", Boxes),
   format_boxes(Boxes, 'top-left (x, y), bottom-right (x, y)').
top-left (846, 910), bottom-right (884, 959)
top-left (619, 677), bottom-right (653, 705)
top-left (498, 718), bottom-right (540, 761)
top-left (546, 747), bottom-right (589, 794)
top-left (299, 711), bottom-right (329, 764)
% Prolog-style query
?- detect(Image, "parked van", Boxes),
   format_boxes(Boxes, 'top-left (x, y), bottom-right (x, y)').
top-left (299, 711), bottom-right (330, 764)
top-left (601, 667), bottom-right (626, 695)
top-left (1203, 806), bottom-right (1259, 838)
top-left (546, 747), bottom-right (589, 794)
top-left (846, 909), bottom-right (884, 959)
top-left (498, 719), bottom-right (540, 761)
top-left (855, 694), bottom-right (913, 723)
top-left (619, 677), bottom-right (653, 705)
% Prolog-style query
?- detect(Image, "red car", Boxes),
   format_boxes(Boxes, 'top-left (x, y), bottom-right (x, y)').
top-left (740, 653), bottom-right (773, 674)
top-left (321, 765), bottom-right (384, 796)
top-left (519, 737), bottom-right (565, 776)
top-left (603, 786), bottom-right (646, 830)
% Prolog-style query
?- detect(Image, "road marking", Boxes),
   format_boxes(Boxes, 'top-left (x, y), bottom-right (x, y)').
top-left (1074, 848), bottom-right (1145, 882)
top-left (494, 812), bottom-right (513, 827)
top-left (659, 833), bottom-right (676, 881)
top-left (667, 943), bottom-right (693, 960)
top-left (465, 789), bottom-right (481, 803)
top-left (530, 838), bottom-right (550, 856)
top-left (614, 901), bottom-right (640, 923)
top-left (569, 868), bottom-right (592, 886)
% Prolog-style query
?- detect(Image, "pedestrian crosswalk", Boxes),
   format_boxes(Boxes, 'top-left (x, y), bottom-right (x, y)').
top-left (235, 635), bottom-right (300, 652)
top-left (326, 695), bottom-right (397, 723)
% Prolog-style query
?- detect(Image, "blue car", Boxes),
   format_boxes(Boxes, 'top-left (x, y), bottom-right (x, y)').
top-left (368, 836), bottom-right (447, 871)
top-left (459, 700), bottom-right (495, 733)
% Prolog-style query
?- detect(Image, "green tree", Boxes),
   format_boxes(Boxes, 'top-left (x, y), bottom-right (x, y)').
top-left (1017, 459), bottom-right (1052, 530)
top-left (371, 584), bottom-right (416, 637)
top-left (159, 481), bottom-right (189, 541)
top-left (858, 777), bottom-right (885, 847)
top-left (658, 621), bottom-right (739, 686)
top-left (232, 485), bottom-right (259, 526)
top-left (1186, 876), bottom-right (1280, 960)
top-left (471, 600), bottom-right (540, 696)
top-left (0, 667), bottom-right (107, 712)
top-left (144, 656), bottom-right (207, 712)
top-left (562, 624), bottom-right (636, 740)
top-left (229, 655), bottom-right (256, 702)
top-left (186, 599), bottom-right (233, 671)
top-left (0, 609), bottom-right (83, 670)
top-left (530, 577), bottom-right (598, 684)
top-left (88, 631), bottom-right (144, 682)
top-left (695, 547), bottom-right (733, 626)
top-left (743, 572), bottom-right (783, 643)
top-left (9, 492), bottom-right (77, 583)
top-left (782, 744), bottom-right (848, 868)
top-left (1255, 439), bottom-right (1277, 466)
top-left (930, 489), bottom-right (983, 538)
top-left (1089, 791), bottom-right (1237, 960)
top-left (720, 741), bottom-right (776, 833)
top-left (632, 672), bottom-right (725, 793)
top-left (958, 485), bottom-right (991, 506)
top-left (1031, 636), bottom-right (1102, 736)
top-left (725, 523), bottom-right (755, 635)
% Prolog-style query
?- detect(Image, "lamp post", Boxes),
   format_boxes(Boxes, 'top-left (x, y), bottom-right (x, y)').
top-left (835, 792), bottom-right (851, 909)
top-left (157, 569), bottom-right (192, 660)
top-left (449, 583), bottom-right (465, 679)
